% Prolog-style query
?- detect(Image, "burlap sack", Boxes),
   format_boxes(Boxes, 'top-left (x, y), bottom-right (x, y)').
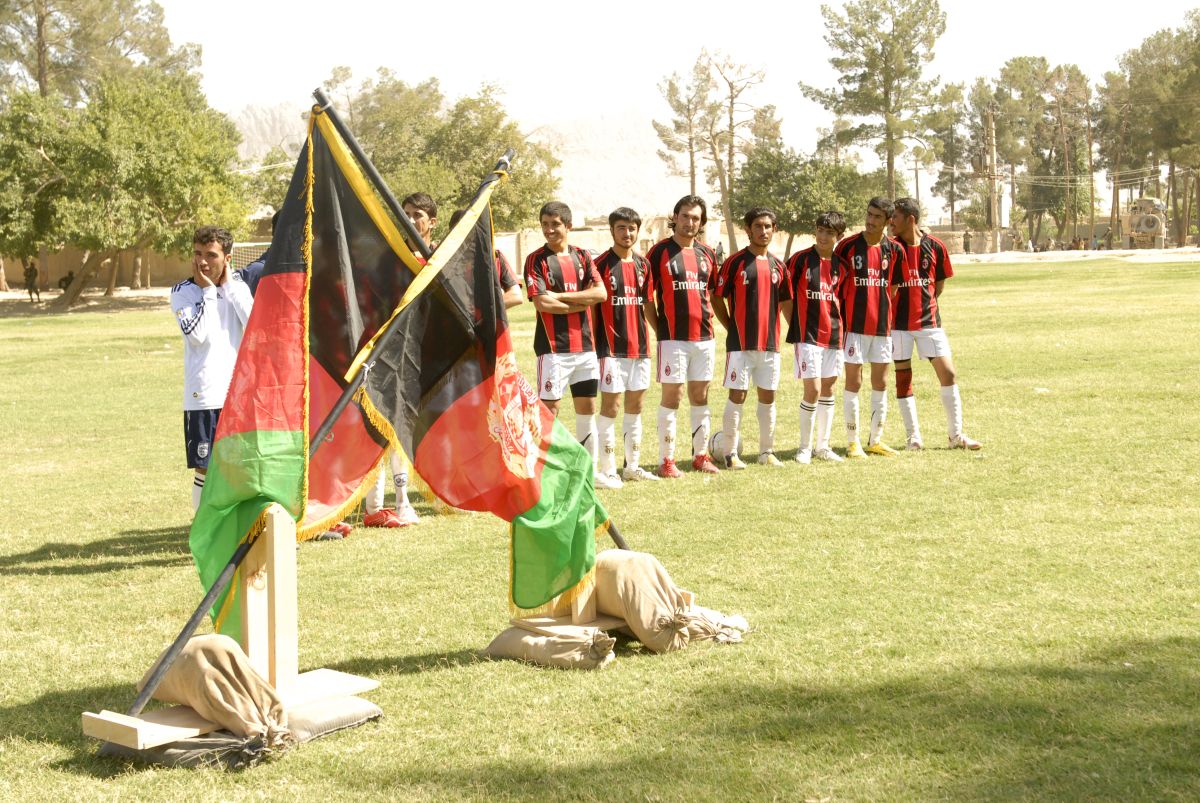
top-left (481, 626), bottom-right (616, 670)
top-left (137, 634), bottom-right (292, 747)
top-left (595, 550), bottom-right (690, 654)
top-left (682, 605), bottom-right (750, 644)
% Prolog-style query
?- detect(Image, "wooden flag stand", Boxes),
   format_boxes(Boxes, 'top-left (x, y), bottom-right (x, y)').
top-left (82, 504), bottom-right (379, 750)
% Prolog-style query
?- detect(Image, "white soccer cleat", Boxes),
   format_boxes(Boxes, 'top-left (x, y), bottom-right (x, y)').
top-left (396, 505), bottom-right (420, 525)
top-left (814, 447), bottom-right (844, 463)
top-left (622, 465), bottom-right (661, 482)
top-left (594, 471), bottom-right (624, 490)
top-left (906, 436), bottom-right (923, 451)
top-left (794, 447), bottom-right (812, 464)
top-left (949, 433), bottom-right (982, 450)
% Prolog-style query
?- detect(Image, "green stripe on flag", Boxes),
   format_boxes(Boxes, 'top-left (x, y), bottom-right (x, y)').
top-left (189, 429), bottom-right (306, 643)
top-left (510, 420), bottom-right (606, 610)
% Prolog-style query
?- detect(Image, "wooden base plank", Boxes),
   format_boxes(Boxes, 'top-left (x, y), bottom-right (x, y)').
top-left (83, 668), bottom-right (381, 750)
top-left (511, 614), bottom-right (627, 636)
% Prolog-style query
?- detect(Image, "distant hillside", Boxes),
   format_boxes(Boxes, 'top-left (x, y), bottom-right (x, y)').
top-left (230, 101), bottom-right (307, 160)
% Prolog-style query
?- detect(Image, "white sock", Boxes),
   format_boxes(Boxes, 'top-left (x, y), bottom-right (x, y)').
top-left (389, 449), bottom-right (411, 509)
top-left (757, 402), bottom-right (776, 454)
top-left (623, 413), bottom-right (642, 470)
top-left (658, 406), bottom-right (676, 461)
top-left (577, 414), bottom-right (598, 467)
top-left (816, 396), bottom-right (836, 451)
top-left (898, 396), bottom-right (919, 441)
top-left (844, 389), bottom-right (860, 445)
top-left (366, 461), bottom-right (386, 514)
top-left (799, 400), bottom-right (816, 451)
top-left (941, 384), bottom-right (963, 440)
top-left (597, 414), bottom-right (617, 474)
top-left (690, 405), bottom-right (711, 457)
top-left (192, 472), bottom-right (205, 512)
top-left (722, 402), bottom-right (743, 457)
top-left (869, 389), bottom-right (888, 446)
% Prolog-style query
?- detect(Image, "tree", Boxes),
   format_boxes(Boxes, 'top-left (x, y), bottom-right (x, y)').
top-left (701, 50), bottom-right (766, 249)
top-left (815, 117), bottom-right (862, 167)
top-left (929, 84), bottom-right (968, 229)
top-left (799, 0), bottom-right (946, 197)
top-left (48, 69), bottom-right (246, 308)
top-left (243, 145), bottom-right (297, 216)
top-left (0, 0), bottom-right (198, 102)
top-left (652, 59), bottom-right (716, 196)
top-left (732, 146), bottom-right (843, 258)
top-left (0, 88), bottom-right (68, 270)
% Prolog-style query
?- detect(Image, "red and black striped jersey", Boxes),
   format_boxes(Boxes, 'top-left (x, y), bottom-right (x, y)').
top-left (784, 246), bottom-right (849, 349)
top-left (524, 244), bottom-right (602, 356)
top-left (717, 248), bottom-right (790, 352)
top-left (495, 250), bottom-right (519, 292)
top-left (893, 233), bottom-right (953, 331)
top-left (593, 249), bottom-right (650, 359)
top-left (834, 233), bottom-right (905, 337)
top-left (644, 238), bottom-right (719, 343)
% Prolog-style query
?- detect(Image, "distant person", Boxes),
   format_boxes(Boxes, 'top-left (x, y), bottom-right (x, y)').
top-left (962, 230), bottom-right (972, 254)
top-left (835, 196), bottom-right (905, 459)
top-left (524, 201), bottom-right (609, 485)
top-left (171, 226), bottom-right (254, 512)
top-left (446, 208), bottom-right (523, 310)
top-left (592, 207), bottom-right (659, 485)
top-left (890, 197), bottom-right (982, 452)
top-left (24, 264), bottom-right (39, 302)
top-left (57, 271), bottom-right (75, 291)
top-left (783, 211), bottom-right (850, 464)
top-left (644, 195), bottom-right (723, 476)
top-left (712, 207), bottom-right (789, 469)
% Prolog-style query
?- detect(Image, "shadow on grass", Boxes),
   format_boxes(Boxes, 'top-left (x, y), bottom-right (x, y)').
top-left (0, 289), bottom-right (170, 319)
top-left (337, 636), bottom-right (1200, 802)
top-left (324, 649), bottom-right (483, 678)
top-left (0, 525), bottom-right (192, 576)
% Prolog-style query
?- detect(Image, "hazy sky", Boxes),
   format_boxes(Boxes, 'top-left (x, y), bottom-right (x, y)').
top-left (158, 0), bottom-right (1184, 215)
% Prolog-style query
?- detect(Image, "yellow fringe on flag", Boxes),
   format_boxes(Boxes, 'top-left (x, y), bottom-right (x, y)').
top-left (508, 518), bottom-right (611, 620)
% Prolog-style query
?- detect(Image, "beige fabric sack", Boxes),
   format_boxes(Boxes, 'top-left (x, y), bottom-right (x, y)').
top-left (682, 606), bottom-right (750, 644)
top-left (138, 634), bottom-right (292, 747)
top-left (595, 550), bottom-right (690, 654)
top-left (482, 626), bottom-right (615, 670)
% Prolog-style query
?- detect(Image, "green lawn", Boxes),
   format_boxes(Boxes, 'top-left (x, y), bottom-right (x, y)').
top-left (1, 257), bottom-right (1198, 801)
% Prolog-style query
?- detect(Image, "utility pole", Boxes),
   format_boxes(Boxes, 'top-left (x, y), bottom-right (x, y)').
top-left (987, 107), bottom-right (1000, 253)
top-left (1085, 87), bottom-right (1096, 246)
top-left (1109, 103), bottom-right (1128, 248)
top-left (913, 162), bottom-right (920, 206)
top-left (949, 126), bottom-right (957, 231)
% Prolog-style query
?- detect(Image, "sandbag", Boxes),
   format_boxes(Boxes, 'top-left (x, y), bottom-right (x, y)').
top-left (595, 550), bottom-right (690, 654)
top-left (137, 634), bottom-right (291, 747)
top-left (682, 605), bottom-right (750, 644)
top-left (481, 626), bottom-right (615, 670)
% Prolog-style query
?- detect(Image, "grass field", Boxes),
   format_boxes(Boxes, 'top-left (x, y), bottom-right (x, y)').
top-left (1, 256), bottom-right (1198, 802)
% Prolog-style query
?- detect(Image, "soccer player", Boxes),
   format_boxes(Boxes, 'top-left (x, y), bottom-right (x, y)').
top-left (782, 211), bottom-right (849, 464)
top-left (644, 195), bottom-right (722, 476)
top-left (171, 226), bottom-right (254, 511)
top-left (524, 201), bottom-right (611, 487)
top-left (361, 192), bottom-right (438, 528)
top-left (447, 207), bottom-right (523, 310)
top-left (835, 196), bottom-right (906, 458)
top-left (711, 207), bottom-right (789, 469)
top-left (889, 197), bottom-right (982, 450)
top-left (594, 207), bottom-right (659, 484)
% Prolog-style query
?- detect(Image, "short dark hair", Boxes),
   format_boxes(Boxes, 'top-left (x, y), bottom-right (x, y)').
top-left (540, 201), bottom-right (572, 227)
top-left (270, 209), bottom-right (281, 234)
top-left (193, 225), bottom-right (233, 257)
top-left (893, 197), bottom-right (920, 221)
top-left (401, 192), bottom-right (437, 219)
top-left (447, 209), bottom-right (468, 230)
top-left (608, 207), bottom-right (642, 228)
top-left (815, 211), bottom-right (847, 237)
top-left (743, 207), bottom-right (777, 228)
top-left (669, 195), bottom-right (707, 230)
top-left (867, 196), bottom-right (895, 218)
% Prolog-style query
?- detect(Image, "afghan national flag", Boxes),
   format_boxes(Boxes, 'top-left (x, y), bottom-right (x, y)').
top-left (190, 111), bottom-right (428, 641)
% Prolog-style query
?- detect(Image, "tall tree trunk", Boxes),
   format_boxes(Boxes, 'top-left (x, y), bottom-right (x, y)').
top-left (688, 142), bottom-right (696, 196)
top-left (886, 138), bottom-right (896, 198)
top-left (1184, 169), bottom-right (1193, 247)
top-left (141, 252), bottom-right (150, 288)
top-left (784, 232), bottom-right (795, 259)
top-left (104, 253), bottom-right (119, 296)
top-left (0, 256), bottom-right (7, 292)
top-left (51, 250), bottom-right (105, 310)
top-left (35, 4), bottom-right (49, 96)
top-left (950, 164), bottom-right (957, 231)
top-left (38, 243), bottom-right (49, 291)
top-left (1169, 160), bottom-right (1180, 244)
top-left (1033, 211), bottom-right (1044, 246)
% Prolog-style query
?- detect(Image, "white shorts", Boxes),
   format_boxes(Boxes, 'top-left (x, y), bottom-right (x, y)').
top-left (723, 350), bottom-right (781, 391)
top-left (844, 333), bottom-right (892, 365)
top-left (893, 328), bottom-right (952, 361)
top-left (537, 351), bottom-right (599, 400)
top-left (657, 340), bottom-right (716, 384)
top-left (599, 356), bottom-right (651, 394)
top-left (793, 343), bottom-right (844, 379)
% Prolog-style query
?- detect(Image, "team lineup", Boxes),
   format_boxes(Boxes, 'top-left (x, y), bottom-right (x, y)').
top-left (170, 191), bottom-right (983, 531)
top-left (525, 193), bottom-right (983, 491)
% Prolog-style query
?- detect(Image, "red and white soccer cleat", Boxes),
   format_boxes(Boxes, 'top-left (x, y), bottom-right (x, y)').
top-left (906, 436), bottom-right (924, 451)
top-left (657, 458), bottom-right (684, 478)
top-left (691, 454), bottom-right (721, 474)
top-left (315, 520), bottom-right (352, 540)
top-left (363, 508), bottom-right (406, 528)
top-left (949, 433), bottom-right (982, 450)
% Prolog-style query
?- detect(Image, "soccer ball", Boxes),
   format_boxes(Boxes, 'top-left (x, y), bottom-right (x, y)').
top-left (708, 430), bottom-right (739, 460)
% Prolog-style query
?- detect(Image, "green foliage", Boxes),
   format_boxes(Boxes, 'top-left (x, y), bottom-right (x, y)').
top-left (652, 59), bottom-right (717, 196)
top-left (0, 90), bottom-right (71, 261)
top-left (799, 0), bottom-right (946, 195)
top-left (928, 84), bottom-right (970, 225)
top-left (243, 146), bottom-right (298, 219)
